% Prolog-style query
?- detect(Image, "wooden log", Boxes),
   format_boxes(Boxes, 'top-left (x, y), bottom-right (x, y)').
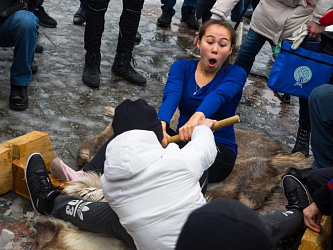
top-left (0, 131), bottom-right (56, 198)
top-left (0, 146), bottom-right (13, 195)
top-left (299, 215), bottom-right (331, 250)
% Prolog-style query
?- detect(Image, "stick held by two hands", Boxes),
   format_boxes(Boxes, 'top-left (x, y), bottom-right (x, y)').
top-left (166, 115), bottom-right (241, 144)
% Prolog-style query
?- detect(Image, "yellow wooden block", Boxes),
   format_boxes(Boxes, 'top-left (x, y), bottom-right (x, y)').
top-left (0, 146), bottom-right (13, 195)
top-left (12, 159), bottom-right (30, 200)
top-left (0, 131), bottom-right (56, 198)
top-left (1, 131), bottom-right (55, 171)
top-left (299, 215), bottom-right (331, 250)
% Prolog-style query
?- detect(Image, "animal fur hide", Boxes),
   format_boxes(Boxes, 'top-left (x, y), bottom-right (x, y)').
top-left (76, 120), bottom-right (313, 210)
top-left (37, 115), bottom-right (313, 249)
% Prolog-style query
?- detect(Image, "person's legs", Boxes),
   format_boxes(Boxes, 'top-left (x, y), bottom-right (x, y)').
top-left (161, 0), bottom-right (177, 9)
top-left (309, 84), bottom-right (333, 169)
top-left (292, 98), bottom-right (311, 157)
top-left (230, 0), bottom-right (244, 23)
top-left (259, 210), bottom-right (304, 245)
top-left (208, 143), bottom-right (236, 183)
top-left (51, 135), bottom-right (114, 182)
top-left (234, 28), bottom-right (268, 75)
top-left (195, 0), bottom-right (216, 24)
top-left (307, 168), bottom-right (333, 197)
top-left (115, 0), bottom-right (144, 55)
top-left (52, 195), bottom-right (135, 248)
top-left (111, 0), bottom-right (146, 87)
top-left (0, 10), bottom-right (39, 110)
top-left (259, 175), bottom-right (310, 246)
top-left (157, 0), bottom-right (176, 28)
top-left (82, 0), bottom-right (109, 87)
top-left (181, 0), bottom-right (199, 30)
top-left (73, 0), bottom-right (88, 25)
top-left (25, 153), bottom-right (136, 249)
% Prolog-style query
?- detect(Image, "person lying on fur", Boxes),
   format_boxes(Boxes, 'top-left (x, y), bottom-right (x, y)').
top-left (25, 99), bottom-right (311, 249)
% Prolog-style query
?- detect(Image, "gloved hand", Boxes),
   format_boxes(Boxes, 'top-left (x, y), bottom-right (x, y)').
top-left (290, 24), bottom-right (309, 50)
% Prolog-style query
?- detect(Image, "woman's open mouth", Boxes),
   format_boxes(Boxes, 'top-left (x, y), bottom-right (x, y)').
top-left (208, 58), bottom-right (217, 67)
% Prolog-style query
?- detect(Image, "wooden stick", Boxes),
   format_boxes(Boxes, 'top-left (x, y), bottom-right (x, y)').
top-left (167, 115), bottom-right (240, 144)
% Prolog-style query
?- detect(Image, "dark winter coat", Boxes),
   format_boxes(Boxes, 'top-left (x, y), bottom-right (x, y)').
top-left (0, 0), bottom-right (28, 24)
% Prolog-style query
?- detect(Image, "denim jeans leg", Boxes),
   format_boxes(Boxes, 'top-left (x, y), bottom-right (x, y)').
top-left (0, 10), bottom-right (39, 86)
top-left (309, 85), bottom-right (333, 169)
top-left (231, 0), bottom-right (244, 22)
top-left (161, 0), bottom-right (177, 9)
top-left (183, 0), bottom-right (198, 8)
top-left (234, 28), bottom-right (268, 75)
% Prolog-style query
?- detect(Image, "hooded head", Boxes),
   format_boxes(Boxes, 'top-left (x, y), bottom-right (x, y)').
top-left (176, 198), bottom-right (274, 250)
top-left (112, 99), bottom-right (163, 142)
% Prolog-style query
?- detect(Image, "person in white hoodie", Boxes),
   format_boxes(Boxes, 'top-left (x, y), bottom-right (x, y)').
top-left (101, 98), bottom-right (217, 249)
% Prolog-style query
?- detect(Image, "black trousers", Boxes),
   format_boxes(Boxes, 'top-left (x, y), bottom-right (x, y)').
top-left (52, 195), bottom-right (136, 249)
top-left (166, 127), bottom-right (236, 184)
top-left (84, 0), bottom-right (144, 54)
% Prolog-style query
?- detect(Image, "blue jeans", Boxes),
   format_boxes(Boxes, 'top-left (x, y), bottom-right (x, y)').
top-left (231, 0), bottom-right (244, 22)
top-left (0, 10), bottom-right (39, 86)
top-left (235, 28), bottom-right (309, 123)
top-left (309, 84), bottom-right (333, 169)
top-left (161, 0), bottom-right (198, 9)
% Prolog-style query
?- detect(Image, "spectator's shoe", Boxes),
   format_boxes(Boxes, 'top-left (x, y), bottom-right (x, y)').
top-left (25, 153), bottom-right (60, 215)
top-left (287, 167), bottom-right (313, 185)
top-left (82, 52), bottom-right (101, 88)
top-left (292, 119), bottom-right (310, 157)
top-left (9, 85), bottom-right (28, 111)
top-left (73, 7), bottom-right (86, 25)
top-left (283, 175), bottom-right (310, 211)
top-left (35, 44), bottom-right (44, 53)
top-left (34, 6), bottom-right (57, 28)
top-left (112, 53), bottom-right (146, 86)
top-left (157, 5), bottom-right (174, 28)
top-left (181, 6), bottom-right (199, 30)
top-left (31, 59), bottom-right (38, 74)
top-left (135, 31), bottom-right (142, 43)
top-left (50, 158), bottom-right (84, 183)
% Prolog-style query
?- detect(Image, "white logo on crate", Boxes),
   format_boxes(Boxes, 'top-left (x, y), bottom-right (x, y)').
top-left (294, 66), bottom-right (312, 88)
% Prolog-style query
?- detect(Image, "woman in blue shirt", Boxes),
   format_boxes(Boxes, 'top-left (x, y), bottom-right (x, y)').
top-left (158, 19), bottom-right (247, 184)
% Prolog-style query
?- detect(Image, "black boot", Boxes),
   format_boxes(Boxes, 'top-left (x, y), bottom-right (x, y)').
top-left (292, 119), bottom-right (311, 157)
top-left (283, 175), bottom-right (310, 211)
top-left (34, 6), bottom-right (57, 28)
top-left (35, 44), bottom-right (44, 53)
top-left (9, 85), bottom-right (28, 111)
top-left (157, 5), bottom-right (174, 28)
top-left (181, 6), bottom-right (199, 30)
top-left (73, 7), bottom-right (86, 25)
top-left (287, 167), bottom-right (313, 185)
top-left (82, 52), bottom-right (101, 88)
top-left (112, 53), bottom-right (146, 86)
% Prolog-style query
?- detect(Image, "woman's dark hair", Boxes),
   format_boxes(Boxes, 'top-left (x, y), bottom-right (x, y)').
top-left (198, 19), bottom-right (236, 68)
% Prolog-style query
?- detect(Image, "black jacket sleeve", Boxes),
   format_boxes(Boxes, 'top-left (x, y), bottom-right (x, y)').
top-left (0, 0), bottom-right (27, 23)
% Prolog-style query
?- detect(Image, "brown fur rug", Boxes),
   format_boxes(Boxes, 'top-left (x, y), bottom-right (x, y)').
top-left (75, 120), bottom-right (313, 210)
top-left (35, 114), bottom-right (314, 249)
